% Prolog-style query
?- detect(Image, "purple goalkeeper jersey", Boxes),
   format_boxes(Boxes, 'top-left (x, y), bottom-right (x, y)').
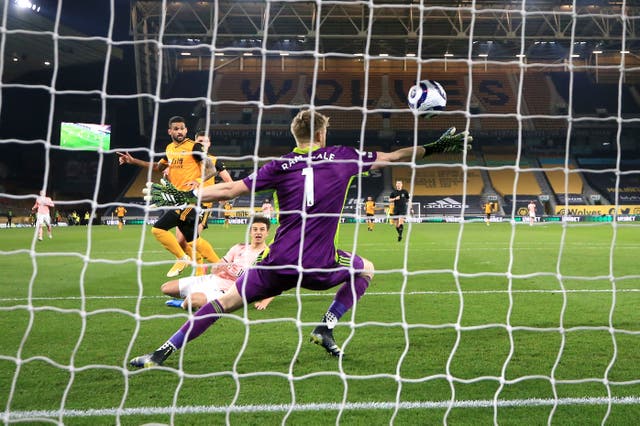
top-left (242, 145), bottom-right (377, 270)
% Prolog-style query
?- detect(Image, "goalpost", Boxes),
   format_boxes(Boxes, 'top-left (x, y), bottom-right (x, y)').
top-left (2, 0), bottom-right (640, 424)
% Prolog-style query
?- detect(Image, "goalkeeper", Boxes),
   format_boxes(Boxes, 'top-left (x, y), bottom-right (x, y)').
top-left (130, 110), bottom-right (471, 367)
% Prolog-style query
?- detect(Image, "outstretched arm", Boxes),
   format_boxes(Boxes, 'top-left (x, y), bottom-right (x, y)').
top-left (117, 151), bottom-right (167, 172)
top-left (197, 180), bottom-right (249, 202)
top-left (371, 127), bottom-right (472, 170)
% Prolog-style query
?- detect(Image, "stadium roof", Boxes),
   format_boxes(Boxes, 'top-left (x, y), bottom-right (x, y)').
top-left (132, 0), bottom-right (640, 58)
top-left (1, 1), bottom-right (124, 83)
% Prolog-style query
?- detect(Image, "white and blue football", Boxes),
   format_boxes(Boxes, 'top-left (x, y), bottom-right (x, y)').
top-left (407, 80), bottom-right (447, 115)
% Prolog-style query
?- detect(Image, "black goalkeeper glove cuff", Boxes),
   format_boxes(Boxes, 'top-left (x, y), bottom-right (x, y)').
top-left (422, 127), bottom-right (473, 158)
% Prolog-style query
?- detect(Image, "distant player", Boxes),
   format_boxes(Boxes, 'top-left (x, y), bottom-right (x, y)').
top-left (261, 198), bottom-right (274, 220)
top-left (223, 201), bottom-right (233, 228)
top-left (363, 196), bottom-right (377, 231)
top-left (389, 180), bottom-right (410, 241)
top-left (32, 190), bottom-right (54, 241)
top-left (483, 201), bottom-right (493, 226)
top-left (115, 205), bottom-right (127, 231)
top-left (70, 210), bottom-right (80, 226)
top-left (163, 217), bottom-right (273, 310)
top-left (528, 200), bottom-right (536, 226)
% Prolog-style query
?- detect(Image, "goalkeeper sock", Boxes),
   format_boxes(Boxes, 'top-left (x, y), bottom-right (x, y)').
top-left (195, 237), bottom-right (220, 263)
top-left (326, 276), bottom-right (371, 328)
top-left (151, 227), bottom-right (187, 259)
top-left (169, 299), bottom-right (225, 350)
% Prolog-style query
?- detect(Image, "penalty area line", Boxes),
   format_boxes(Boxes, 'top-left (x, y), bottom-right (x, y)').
top-left (4, 396), bottom-right (640, 420)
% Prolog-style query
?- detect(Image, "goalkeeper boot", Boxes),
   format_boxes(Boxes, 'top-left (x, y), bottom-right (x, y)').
top-left (167, 255), bottom-right (191, 278)
top-left (130, 342), bottom-right (175, 368)
top-left (310, 325), bottom-right (343, 357)
top-left (165, 299), bottom-right (184, 309)
top-left (129, 353), bottom-right (159, 369)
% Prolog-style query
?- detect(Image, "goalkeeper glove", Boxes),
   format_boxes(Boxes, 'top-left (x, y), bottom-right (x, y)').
top-left (142, 179), bottom-right (197, 207)
top-left (422, 127), bottom-right (473, 157)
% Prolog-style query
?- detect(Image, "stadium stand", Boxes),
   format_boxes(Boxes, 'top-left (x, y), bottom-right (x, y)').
top-left (392, 153), bottom-right (485, 215)
top-left (160, 70), bottom-right (640, 137)
top-left (485, 153), bottom-right (542, 214)
top-left (550, 72), bottom-right (640, 117)
top-left (576, 157), bottom-right (640, 204)
top-left (521, 72), bottom-right (567, 130)
top-left (471, 71), bottom-right (522, 131)
top-left (539, 158), bottom-right (584, 204)
top-left (124, 168), bottom-right (164, 199)
top-left (488, 168), bottom-right (541, 197)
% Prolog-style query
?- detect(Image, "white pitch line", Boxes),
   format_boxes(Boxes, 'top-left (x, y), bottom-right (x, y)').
top-left (3, 396), bottom-right (640, 420)
top-left (2, 287), bottom-right (640, 303)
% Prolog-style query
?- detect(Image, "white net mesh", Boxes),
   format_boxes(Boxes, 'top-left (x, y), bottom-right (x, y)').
top-left (1, 0), bottom-right (640, 424)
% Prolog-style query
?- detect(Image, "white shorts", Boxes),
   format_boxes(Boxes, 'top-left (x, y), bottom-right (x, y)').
top-left (178, 274), bottom-right (234, 302)
top-left (36, 213), bottom-right (51, 227)
top-left (529, 212), bottom-right (536, 218)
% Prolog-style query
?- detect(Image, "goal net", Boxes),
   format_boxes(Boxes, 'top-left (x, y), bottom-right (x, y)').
top-left (2, 0), bottom-right (640, 424)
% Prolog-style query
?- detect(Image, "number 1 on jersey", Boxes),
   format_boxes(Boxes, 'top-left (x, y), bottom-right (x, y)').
top-left (301, 167), bottom-right (315, 207)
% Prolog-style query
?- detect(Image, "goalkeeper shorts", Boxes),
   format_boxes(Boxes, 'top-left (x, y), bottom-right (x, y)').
top-left (234, 249), bottom-right (365, 303)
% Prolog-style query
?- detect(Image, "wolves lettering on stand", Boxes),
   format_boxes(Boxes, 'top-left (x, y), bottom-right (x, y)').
top-left (478, 80), bottom-right (510, 106)
top-left (241, 79), bottom-right (293, 103)
top-left (237, 78), bottom-right (509, 108)
top-left (607, 187), bottom-right (640, 193)
top-left (394, 79), bottom-right (464, 109)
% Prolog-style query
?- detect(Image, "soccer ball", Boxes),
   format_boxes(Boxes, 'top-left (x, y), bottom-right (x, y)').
top-left (407, 80), bottom-right (447, 115)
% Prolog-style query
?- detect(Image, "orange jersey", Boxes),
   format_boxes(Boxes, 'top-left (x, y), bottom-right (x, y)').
top-left (158, 138), bottom-right (204, 190)
top-left (365, 200), bottom-right (376, 215)
top-left (223, 203), bottom-right (233, 218)
top-left (115, 206), bottom-right (127, 217)
top-left (484, 203), bottom-right (492, 214)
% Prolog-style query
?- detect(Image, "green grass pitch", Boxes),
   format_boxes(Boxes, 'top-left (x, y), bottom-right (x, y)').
top-left (1, 222), bottom-right (640, 424)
